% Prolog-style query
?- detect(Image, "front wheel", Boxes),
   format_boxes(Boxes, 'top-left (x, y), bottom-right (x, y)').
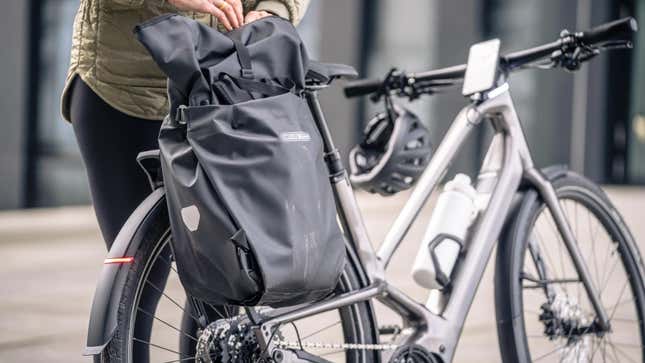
top-left (495, 171), bottom-right (645, 362)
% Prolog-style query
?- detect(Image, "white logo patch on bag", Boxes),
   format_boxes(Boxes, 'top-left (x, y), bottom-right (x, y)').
top-left (280, 131), bottom-right (311, 142)
top-left (181, 205), bottom-right (200, 232)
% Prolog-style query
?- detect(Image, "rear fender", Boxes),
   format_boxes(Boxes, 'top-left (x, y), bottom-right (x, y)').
top-left (83, 187), bottom-right (167, 355)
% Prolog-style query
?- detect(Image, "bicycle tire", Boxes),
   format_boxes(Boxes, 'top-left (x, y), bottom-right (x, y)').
top-left (98, 199), bottom-right (380, 363)
top-left (495, 170), bottom-right (645, 362)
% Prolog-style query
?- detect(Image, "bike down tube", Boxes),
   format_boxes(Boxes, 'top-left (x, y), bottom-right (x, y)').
top-left (434, 95), bottom-right (525, 363)
top-left (378, 90), bottom-right (526, 363)
top-left (377, 105), bottom-right (481, 269)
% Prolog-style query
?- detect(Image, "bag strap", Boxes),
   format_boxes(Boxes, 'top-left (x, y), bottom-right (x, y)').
top-left (229, 76), bottom-right (293, 97)
top-left (230, 36), bottom-right (254, 79)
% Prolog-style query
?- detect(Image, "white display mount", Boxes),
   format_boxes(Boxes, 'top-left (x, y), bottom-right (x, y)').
top-left (462, 39), bottom-right (501, 96)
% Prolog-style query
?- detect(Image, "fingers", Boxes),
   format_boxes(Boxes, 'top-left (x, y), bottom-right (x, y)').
top-left (170, 0), bottom-right (248, 31)
top-left (244, 12), bottom-right (258, 24)
top-left (244, 10), bottom-right (271, 25)
top-left (226, 0), bottom-right (244, 28)
top-left (190, 1), bottom-right (230, 30)
top-left (209, 0), bottom-right (239, 30)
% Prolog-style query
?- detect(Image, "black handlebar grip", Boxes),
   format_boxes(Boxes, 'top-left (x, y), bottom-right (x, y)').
top-left (580, 17), bottom-right (638, 45)
top-left (343, 78), bottom-right (382, 98)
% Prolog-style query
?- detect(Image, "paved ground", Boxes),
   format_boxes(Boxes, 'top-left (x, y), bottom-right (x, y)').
top-left (1, 187), bottom-right (644, 362)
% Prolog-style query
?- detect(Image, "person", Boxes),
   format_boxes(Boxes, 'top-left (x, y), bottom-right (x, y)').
top-left (62, 0), bottom-right (310, 250)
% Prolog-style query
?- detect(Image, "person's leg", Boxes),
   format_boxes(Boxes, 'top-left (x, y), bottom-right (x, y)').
top-left (69, 77), bottom-right (162, 250)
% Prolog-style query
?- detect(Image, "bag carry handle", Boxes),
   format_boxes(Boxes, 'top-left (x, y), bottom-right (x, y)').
top-left (227, 75), bottom-right (294, 96)
top-left (231, 37), bottom-right (254, 79)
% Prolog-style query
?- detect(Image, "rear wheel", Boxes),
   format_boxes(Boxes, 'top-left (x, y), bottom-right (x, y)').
top-left (495, 171), bottom-right (645, 362)
top-left (100, 207), bottom-right (379, 362)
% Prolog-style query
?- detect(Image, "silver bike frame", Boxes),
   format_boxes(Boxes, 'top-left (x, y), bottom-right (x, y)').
top-left (259, 82), bottom-right (609, 363)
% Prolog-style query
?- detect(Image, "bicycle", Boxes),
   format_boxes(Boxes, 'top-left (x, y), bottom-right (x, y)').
top-left (84, 17), bottom-right (643, 363)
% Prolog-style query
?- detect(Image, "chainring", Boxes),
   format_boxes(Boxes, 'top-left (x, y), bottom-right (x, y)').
top-left (388, 344), bottom-right (437, 363)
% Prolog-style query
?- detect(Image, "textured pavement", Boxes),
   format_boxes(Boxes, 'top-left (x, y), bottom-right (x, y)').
top-left (0, 187), bottom-right (644, 362)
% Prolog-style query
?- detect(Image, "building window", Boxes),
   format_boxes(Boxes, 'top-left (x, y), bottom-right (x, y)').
top-left (31, 0), bottom-right (90, 207)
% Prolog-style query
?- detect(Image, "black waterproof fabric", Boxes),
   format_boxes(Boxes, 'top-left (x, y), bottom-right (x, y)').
top-left (134, 15), bottom-right (345, 307)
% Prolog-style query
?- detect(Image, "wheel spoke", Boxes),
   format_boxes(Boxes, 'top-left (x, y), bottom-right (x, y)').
top-left (205, 301), bottom-right (228, 320)
top-left (605, 297), bottom-right (635, 311)
top-left (301, 320), bottom-right (342, 340)
top-left (533, 344), bottom-right (565, 361)
top-left (608, 278), bottom-right (631, 320)
top-left (132, 337), bottom-right (187, 356)
top-left (161, 352), bottom-right (219, 363)
top-left (606, 336), bottom-right (639, 363)
top-left (587, 208), bottom-right (603, 290)
top-left (546, 210), bottom-right (569, 294)
top-left (157, 253), bottom-right (179, 274)
top-left (533, 227), bottom-right (561, 291)
top-left (137, 307), bottom-right (199, 342)
top-left (572, 202), bottom-right (584, 310)
top-left (610, 316), bottom-right (642, 324)
top-left (319, 349), bottom-right (345, 357)
top-left (590, 336), bottom-right (603, 362)
top-left (126, 237), bottom-right (368, 363)
top-left (519, 192), bottom-right (644, 363)
top-left (608, 340), bottom-right (644, 349)
top-left (160, 355), bottom-right (199, 363)
top-left (599, 247), bottom-right (621, 296)
top-left (145, 278), bottom-right (200, 324)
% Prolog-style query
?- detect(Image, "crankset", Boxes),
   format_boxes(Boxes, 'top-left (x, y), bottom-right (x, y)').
top-left (388, 344), bottom-right (438, 363)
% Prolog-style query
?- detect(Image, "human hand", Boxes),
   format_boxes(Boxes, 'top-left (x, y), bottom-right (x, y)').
top-left (244, 10), bottom-right (272, 24)
top-left (168, 0), bottom-right (244, 31)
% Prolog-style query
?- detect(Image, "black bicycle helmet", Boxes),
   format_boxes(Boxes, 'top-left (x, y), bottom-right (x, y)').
top-left (349, 106), bottom-right (432, 196)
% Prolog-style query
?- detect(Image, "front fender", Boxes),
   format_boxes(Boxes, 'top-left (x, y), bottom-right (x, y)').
top-left (83, 187), bottom-right (167, 356)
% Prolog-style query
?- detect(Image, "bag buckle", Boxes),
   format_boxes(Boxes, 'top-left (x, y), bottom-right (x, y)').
top-left (175, 105), bottom-right (188, 125)
top-left (241, 68), bottom-right (254, 79)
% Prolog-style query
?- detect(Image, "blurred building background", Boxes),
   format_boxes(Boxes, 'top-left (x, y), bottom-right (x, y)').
top-left (0, 0), bottom-right (644, 210)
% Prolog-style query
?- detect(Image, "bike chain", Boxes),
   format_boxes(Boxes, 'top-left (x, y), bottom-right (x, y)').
top-left (276, 340), bottom-right (399, 351)
top-left (274, 324), bottom-right (401, 352)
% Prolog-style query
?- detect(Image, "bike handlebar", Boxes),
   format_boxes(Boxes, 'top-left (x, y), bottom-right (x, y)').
top-left (579, 16), bottom-right (638, 45)
top-left (344, 17), bottom-right (638, 99)
top-left (343, 64), bottom-right (469, 99)
top-left (343, 78), bottom-right (383, 98)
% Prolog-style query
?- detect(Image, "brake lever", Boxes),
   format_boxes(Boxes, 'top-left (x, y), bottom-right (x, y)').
top-left (553, 41), bottom-right (600, 72)
top-left (556, 32), bottom-right (632, 72)
top-left (598, 40), bottom-right (634, 50)
top-left (369, 68), bottom-right (408, 103)
top-left (577, 48), bottom-right (600, 63)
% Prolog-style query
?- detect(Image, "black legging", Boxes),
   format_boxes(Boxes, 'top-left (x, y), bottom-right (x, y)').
top-left (70, 77), bottom-right (162, 249)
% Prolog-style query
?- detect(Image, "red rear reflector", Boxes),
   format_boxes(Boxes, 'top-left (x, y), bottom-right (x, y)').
top-left (104, 257), bottom-right (135, 264)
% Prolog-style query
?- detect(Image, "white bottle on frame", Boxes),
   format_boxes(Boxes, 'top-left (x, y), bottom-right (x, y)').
top-left (411, 173), bottom-right (478, 289)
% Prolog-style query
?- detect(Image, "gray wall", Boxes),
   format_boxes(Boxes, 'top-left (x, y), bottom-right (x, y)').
top-left (0, 2), bottom-right (29, 209)
top-left (0, 0), bottom-right (640, 210)
top-left (427, 0), bottom-right (484, 176)
top-left (313, 0), bottom-right (364, 158)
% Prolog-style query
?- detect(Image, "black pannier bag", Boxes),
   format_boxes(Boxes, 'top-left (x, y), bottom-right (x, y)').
top-left (134, 15), bottom-right (345, 307)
